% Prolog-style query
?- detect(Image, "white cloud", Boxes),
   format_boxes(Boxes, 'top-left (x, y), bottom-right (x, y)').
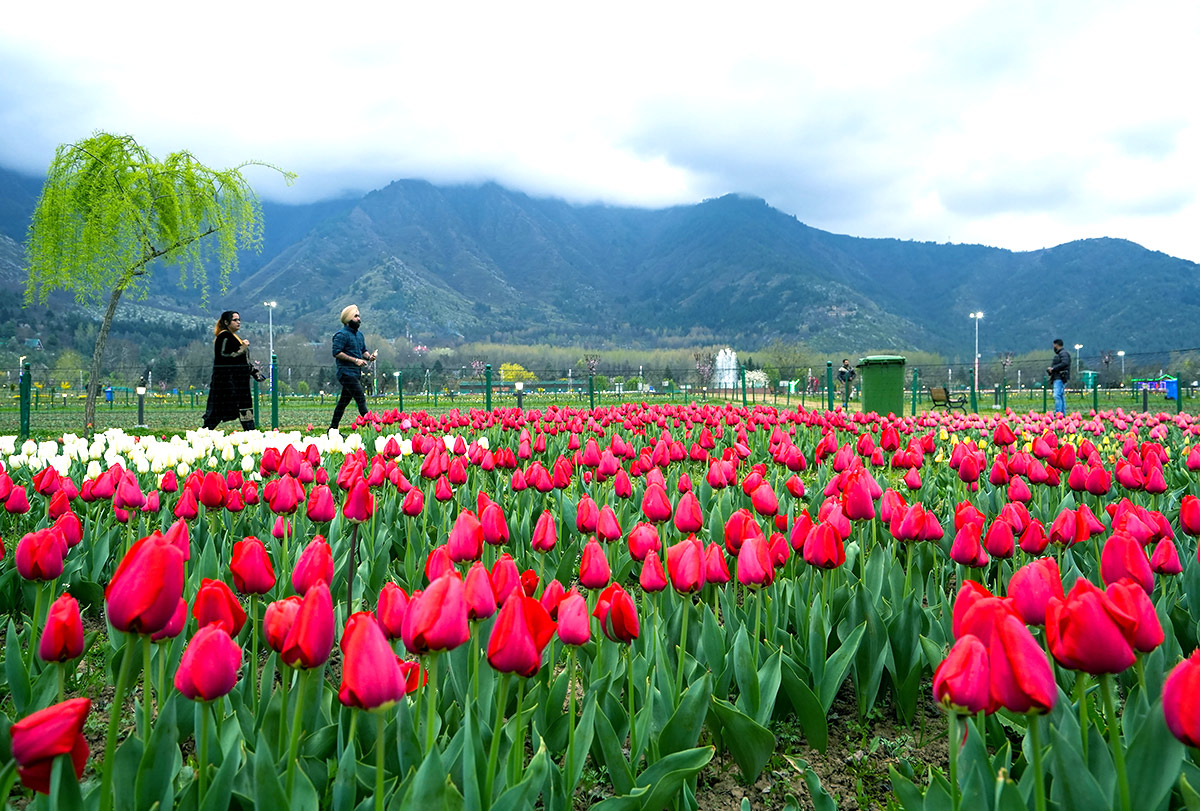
top-left (2, 0), bottom-right (1199, 259)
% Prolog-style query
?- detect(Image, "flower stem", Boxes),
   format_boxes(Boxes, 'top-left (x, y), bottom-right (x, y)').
top-left (674, 599), bottom-right (690, 709)
top-left (626, 649), bottom-right (638, 767)
top-left (143, 638), bottom-right (154, 734)
top-left (484, 673), bottom-right (512, 804)
top-left (277, 657), bottom-right (290, 756)
top-left (511, 678), bottom-right (528, 786)
top-left (424, 653), bottom-right (440, 754)
top-left (1101, 674), bottom-right (1131, 811)
top-left (27, 582), bottom-right (47, 673)
top-left (375, 711), bottom-right (386, 811)
top-left (198, 700), bottom-right (210, 806)
top-left (1076, 674), bottom-right (1090, 764)
top-left (1029, 713), bottom-right (1046, 811)
top-left (99, 635), bottom-right (141, 811)
top-left (285, 668), bottom-right (310, 797)
top-left (948, 713), bottom-right (960, 811)
top-left (250, 595), bottom-right (260, 715)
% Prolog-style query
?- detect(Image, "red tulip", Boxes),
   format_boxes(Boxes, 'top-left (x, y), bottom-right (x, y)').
top-left (1181, 495), bottom-right (1200, 536)
top-left (4, 484), bottom-right (30, 514)
top-left (339, 612), bottom-right (407, 709)
top-left (988, 611), bottom-right (1057, 714)
top-left (305, 484), bottom-right (337, 523)
top-left (1100, 531), bottom-right (1153, 594)
top-left (933, 635), bottom-right (990, 715)
top-left (402, 572), bottom-right (470, 654)
top-left (230, 536), bottom-right (276, 595)
top-left (1106, 580), bottom-right (1164, 653)
top-left (593, 583), bottom-right (639, 644)
top-left (704, 543), bottom-right (732, 584)
top-left (641, 483), bottom-right (673, 523)
top-left (530, 509), bottom-right (558, 552)
top-left (376, 583), bottom-right (410, 640)
top-left (840, 467), bottom-right (876, 521)
top-left (981, 520), bottom-right (1015, 559)
top-left (433, 476), bottom-right (454, 502)
top-left (1008, 558), bottom-right (1064, 627)
top-left (16, 527), bottom-right (66, 581)
top-left (113, 471), bottom-right (146, 511)
top-left (198, 471), bottom-right (227, 510)
top-left (673, 491), bottom-right (704, 534)
top-left (490, 553), bottom-right (520, 603)
top-left (596, 505), bottom-right (622, 543)
top-left (151, 598), bottom-right (188, 643)
top-left (401, 487), bottom-right (424, 516)
top-left (1046, 578), bottom-right (1137, 674)
top-left (556, 589), bottom-right (591, 645)
top-left (174, 487), bottom-right (199, 520)
top-left (281, 580), bottom-right (335, 669)
top-left (803, 522), bottom-right (845, 570)
top-left (481, 502), bottom-right (510, 545)
top-left (39, 593), bottom-right (84, 662)
top-left (1164, 650), bottom-right (1200, 746)
top-left (949, 522), bottom-right (989, 568)
top-left (264, 596), bottom-right (302, 653)
top-left (342, 478), bottom-right (375, 524)
top-left (192, 578), bottom-right (247, 635)
top-left (1151, 537), bottom-right (1183, 575)
top-left (579, 537), bottom-right (611, 590)
top-left (446, 510), bottom-right (483, 563)
top-left (749, 482), bottom-right (779, 517)
top-left (487, 594), bottom-right (556, 677)
top-left (736, 534), bottom-right (774, 588)
top-left (639, 550), bottom-right (668, 592)
top-left (576, 494), bottom-right (599, 533)
top-left (292, 537), bottom-right (334, 596)
top-left (106, 533), bottom-right (186, 635)
top-left (666, 536), bottom-right (706, 593)
top-left (10, 697), bottom-right (91, 794)
top-left (627, 521), bottom-right (661, 562)
top-left (175, 625), bottom-right (242, 700)
top-left (464, 562), bottom-right (498, 619)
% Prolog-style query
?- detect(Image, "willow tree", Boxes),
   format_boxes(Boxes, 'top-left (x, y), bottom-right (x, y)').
top-left (24, 132), bottom-right (294, 435)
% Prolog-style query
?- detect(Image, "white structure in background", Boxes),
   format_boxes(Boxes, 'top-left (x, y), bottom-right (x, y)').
top-left (713, 348), bottom-right (739, 388)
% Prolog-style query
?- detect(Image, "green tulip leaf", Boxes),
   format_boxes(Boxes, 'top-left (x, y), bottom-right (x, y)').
top-left (887, 765), bottom-right (928, 811)
top-left (1049, 724), bottom-right (1111, 811)
top-left (4, 620), bottom-right (31, 716)
top-left (659, 672), bottom-right (712, 757)
top-left (1124, 699), bottom-right (1185, 811)
top-left (199, 730), bottom-right (242, 811)
top-left (114, 732), bottom-right (144, 811)
top-left (490, 741), bottom-right (551, 811)
top-left (136, 695), bottom-right (180, 811)
top-left (710, 697), bottom-right (775, 782)
top-left (253, 731), bottom-right (289, 810)
top-left (590, 701), bottom-right (634, 795)
top-left (331, 738), bottom-right (358, 811)
top-left (51, 751), bottom-right (85, 809)
top-left (819, 621), bottom-right (865, 713)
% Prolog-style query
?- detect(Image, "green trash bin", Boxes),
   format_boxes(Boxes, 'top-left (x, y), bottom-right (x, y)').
top-left (1081, 370), bottom-right (1098, 389)
top-left (857, 355), bottom-right (907, 416)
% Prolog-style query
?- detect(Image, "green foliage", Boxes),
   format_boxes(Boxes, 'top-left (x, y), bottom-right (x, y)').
top-left (498, 362), bottom-right (536, 382)
top-left (25, 131), bottom-right (293, 306)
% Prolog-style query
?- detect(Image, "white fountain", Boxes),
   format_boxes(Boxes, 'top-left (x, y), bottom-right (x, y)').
top-left (713, 348), bottom-right (738, 388)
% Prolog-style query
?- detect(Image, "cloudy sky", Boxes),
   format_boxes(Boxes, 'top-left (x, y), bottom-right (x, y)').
top-left (3, 0), bottom-right (1199, 260)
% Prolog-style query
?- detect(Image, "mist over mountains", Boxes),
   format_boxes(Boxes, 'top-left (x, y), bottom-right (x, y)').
top-left (2, 165), bottom-right (1197, 361)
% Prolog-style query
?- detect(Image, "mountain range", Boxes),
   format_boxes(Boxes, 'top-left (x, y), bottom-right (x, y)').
top-left (2, 165), bottom-right (1197, 360)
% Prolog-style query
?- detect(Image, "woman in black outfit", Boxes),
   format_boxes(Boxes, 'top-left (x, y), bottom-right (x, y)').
top-left (202, 311), bottom-right (256, 430)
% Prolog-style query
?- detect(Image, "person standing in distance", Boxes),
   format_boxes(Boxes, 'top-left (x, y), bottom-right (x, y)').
top-left (329, 305), bottom-right (377, 430)
top-left (1047, 338), bottom-right (1071, 415)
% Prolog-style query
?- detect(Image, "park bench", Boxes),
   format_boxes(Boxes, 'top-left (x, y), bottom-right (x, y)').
top-left (928, 386), bottom-right (967, 412)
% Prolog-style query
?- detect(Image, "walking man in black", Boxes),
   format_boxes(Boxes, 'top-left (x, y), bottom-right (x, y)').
top-left (329, 305), bottom-right (377, 430)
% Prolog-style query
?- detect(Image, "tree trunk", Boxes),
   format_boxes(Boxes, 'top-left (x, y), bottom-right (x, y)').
top-left (84, 279), bottom-right (130, 438)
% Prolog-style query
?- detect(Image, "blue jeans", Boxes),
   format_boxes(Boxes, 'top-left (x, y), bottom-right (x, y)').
top-left (1053, 379), bottom-right (1065, 414)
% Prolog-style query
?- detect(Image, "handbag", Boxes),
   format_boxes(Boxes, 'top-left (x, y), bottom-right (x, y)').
top-left (247, 357), bottom-right (268, 383)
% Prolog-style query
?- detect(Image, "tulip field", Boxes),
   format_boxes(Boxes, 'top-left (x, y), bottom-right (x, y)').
top-left (4, 402), bottom-right (1200, 810)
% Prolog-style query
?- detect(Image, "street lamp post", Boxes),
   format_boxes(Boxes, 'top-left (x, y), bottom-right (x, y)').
top-left (264, 301), bottom-right (277, 357)
top-left (1118, 350), bottom-right (1125, 384)
top-left (969, 312), bottom-right (983, 390)
top-left (1074, 344), bottom-right (1083, 382)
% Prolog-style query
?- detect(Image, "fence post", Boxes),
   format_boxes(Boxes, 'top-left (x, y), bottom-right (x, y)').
top-left (1177, 378), bottom-right (1184, 415)
top-left (253, 379), bottom-right (261, 425)
top-left (588, 373), bottom-right (595, 410)
top-left (19, 363), bottom-right (31, 440)
top-left (911, 368), bottom-right (919, 416)
top-left (271, 353), bottom-right (279, 430)
top-left (969, 368), bottom-right (977, 412)
top-left (1042, 377), bottom-right (1048, 413)
top-left (1142, 385), bottom-right (1149, 413)
top-left (485, 364), bottom-right (492, 411)
top-left (398, 370), bottom-right (404, 412)
top-left (826, 361), bottom-right (834, 411)
top-left (740, 365), bottom-right (747, 408)
top-left (1093, 374), bottom-right (1100, 413)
